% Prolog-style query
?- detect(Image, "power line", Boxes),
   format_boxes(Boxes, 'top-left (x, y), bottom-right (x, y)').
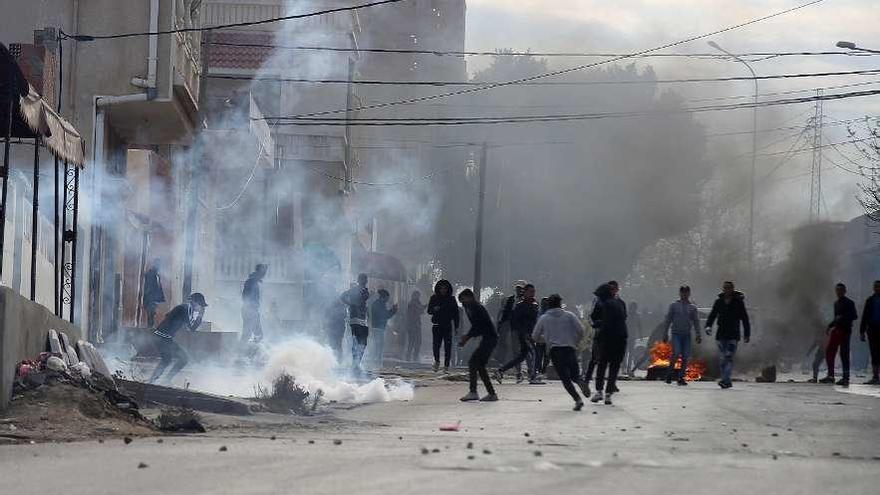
top-left (61, 0), bottom-right (405, 40)
top-left (300, 162), bottom-right (459, 187)
top-left (263, 88), bottom-right (880, 126)
top-left (208, 68), bottom-right (880, 87)
top-left (206, 41), bottom-right (879, 60)
top-left (283, 0), bottom-right (826, 119)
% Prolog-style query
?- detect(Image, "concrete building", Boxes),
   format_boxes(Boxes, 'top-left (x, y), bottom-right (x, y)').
top-left (1, 0), bottom-right (205, 342)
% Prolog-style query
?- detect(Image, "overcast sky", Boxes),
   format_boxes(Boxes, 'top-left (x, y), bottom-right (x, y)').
top-left (464, 0), bottom-right (880, 222)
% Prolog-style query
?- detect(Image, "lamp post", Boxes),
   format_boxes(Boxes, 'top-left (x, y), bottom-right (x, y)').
top-left (708, 40), bottom-right (758, 274)
top-left (836, 40), bottom-right (880, 54)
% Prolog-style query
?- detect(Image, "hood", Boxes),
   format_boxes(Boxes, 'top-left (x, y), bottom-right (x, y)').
top-left (717, 290), bottom-right (745, 299)
top-left (434, 279), bottom-right (454, 295)
top-left (545, 308), bottom-right (567, 317)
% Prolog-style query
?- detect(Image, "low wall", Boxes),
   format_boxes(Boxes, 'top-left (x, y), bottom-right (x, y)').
top-left (0, 286), bottom-right (82, 410)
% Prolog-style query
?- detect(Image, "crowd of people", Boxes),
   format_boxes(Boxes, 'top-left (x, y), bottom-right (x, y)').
top-left (139, 260), bottom-right (880, 405)
top-left (325, 273), bottom-right (880, 409)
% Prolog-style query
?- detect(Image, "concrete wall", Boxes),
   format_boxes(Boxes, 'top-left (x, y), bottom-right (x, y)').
top-left (0, 286), bottom-right (82, 410)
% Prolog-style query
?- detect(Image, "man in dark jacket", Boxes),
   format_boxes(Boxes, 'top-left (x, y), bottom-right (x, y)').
top-left (241, 264), bottom-right (267, 344)
top-left (705, 281), bottom-right (751, 389)
top-left (324, 299), bottom-right (348, 363)
top-left (495, 284), bottom-right (540, 384)
top-left (404, 290), bottom-right (427, 362)
top-left (495, 281), bottom-right (526, 365)
top-left (820, 283), bottom-right (859, 387)
top-left (860, 280), bottom-right (880, 384)
top-left (427, 279), bottom-right (460, 373)
top-left (590, 283), bottom-right (628, 405)
top-left (142, 258), bottom-right (165, 327)
top-left (458, 289), bottom-right (499, 402)
top-left (368, 289), bottom-right (398, 369)
top-left (342, 274), bottom-right (371, 373)
top-left (147, 293), bottom-right (207, 384)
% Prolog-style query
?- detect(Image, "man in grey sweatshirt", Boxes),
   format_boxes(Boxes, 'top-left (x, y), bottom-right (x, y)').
top-left (532, 294), bottom-right (587, 410)
top-left (663, 285), bottom-right (702, 385)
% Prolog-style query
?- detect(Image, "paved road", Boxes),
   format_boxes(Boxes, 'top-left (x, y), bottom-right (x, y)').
top-left (1, 379), bottom-right (878, 494)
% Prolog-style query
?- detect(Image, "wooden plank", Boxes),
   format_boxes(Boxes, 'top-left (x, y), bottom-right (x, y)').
top-left (46, 329), bottom-right (68, 364)
top-left (116, 379), bottom-right (253, 416)
top-left (59, 332), bottom-right (80, 366)
top-left (76, 340), bottom-right (113, 379)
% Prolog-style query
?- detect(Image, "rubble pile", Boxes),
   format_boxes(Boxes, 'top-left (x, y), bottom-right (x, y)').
top-left (0, 332), bottom-right (158, 443)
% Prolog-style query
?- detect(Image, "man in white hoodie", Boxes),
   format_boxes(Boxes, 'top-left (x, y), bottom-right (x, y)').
top-left (532, 294), bottom-right (587, 410)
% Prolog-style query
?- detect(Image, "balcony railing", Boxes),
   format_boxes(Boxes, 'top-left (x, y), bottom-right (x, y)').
top-left (215, 250), bottom-right (304, 284)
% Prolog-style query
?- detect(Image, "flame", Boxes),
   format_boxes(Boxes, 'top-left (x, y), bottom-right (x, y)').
top-left (648, 342), bottom-right (706, 381)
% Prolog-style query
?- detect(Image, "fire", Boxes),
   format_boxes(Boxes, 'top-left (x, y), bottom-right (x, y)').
top-left (648, 342), bottom-right (706, 381)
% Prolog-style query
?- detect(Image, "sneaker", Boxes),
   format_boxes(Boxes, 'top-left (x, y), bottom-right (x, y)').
top-left (864, 377), bottom-right (880, 385)
top-left (433, 361), bottom-right (440, 372)
top-left (836, 378), bottom-right (849, 387)
top-left (818, 376), bottom-right (835, 384)
top-left (516, 373), bottom-right (525, 384)
top-left (573, 401), bottom-right (584, 411)
top-left (492, 369), bottom-right (504, 385)
top-left (579, 381), bottom-right (591, 397)
top-left (611, 384), bottom-right (620, 394)
top-left (590, 391), bottom-right (604, 403)
top-left (718, 380), bottom-right (732, 389)
top-left (460, 392), bottom-right (480, 402)
top-left (604, 393), bottom-right (613, 405)
top-left (677, 379), bottom-right (688, 386)
top-left (528, 378), bottom-right (545, 385)
top-left (807, 377), bottom-right (818, 383)
top-left (443, 366), bottom-right (449, 374)
top-left (480, 393), bottom-right (499, 402)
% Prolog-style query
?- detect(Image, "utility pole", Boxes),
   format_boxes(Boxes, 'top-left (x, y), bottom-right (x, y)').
top-left (809, 89), bottom-right (824, 221)
top-left (183, 31), bottom-right (212, 296)
top-left (708, 41), bottom-right (757, 273)
top-left (473, 142), bottom-right (487, 302)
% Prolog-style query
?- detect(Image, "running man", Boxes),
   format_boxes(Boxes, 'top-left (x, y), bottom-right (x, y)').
top-left (458, 289), bottom-right (499, 402)
top-left (533, 294), bottom-right (587, 410)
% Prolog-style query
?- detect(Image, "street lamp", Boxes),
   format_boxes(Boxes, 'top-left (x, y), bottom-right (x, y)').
top-left (708, 40), bottom-right (758, 274)
top-left (836, 41), bottom-right (880, 54)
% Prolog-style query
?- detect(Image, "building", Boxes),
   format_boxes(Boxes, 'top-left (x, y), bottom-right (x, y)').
top-left (1, 0), bottom-right (205, 342)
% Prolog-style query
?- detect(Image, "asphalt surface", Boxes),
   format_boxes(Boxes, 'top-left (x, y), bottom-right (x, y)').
top-left (1, 378), bottom-right (878, 494)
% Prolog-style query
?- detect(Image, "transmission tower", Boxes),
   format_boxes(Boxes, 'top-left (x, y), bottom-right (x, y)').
top-left (809, 89), bottom-right (824, 221)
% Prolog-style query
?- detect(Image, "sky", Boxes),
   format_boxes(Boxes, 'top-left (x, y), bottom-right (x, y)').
top-left (463, 0), bottom-right (880, 222)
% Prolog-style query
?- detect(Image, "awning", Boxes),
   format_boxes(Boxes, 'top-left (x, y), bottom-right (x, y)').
top-left (1, 43), bottom-right (85, 167)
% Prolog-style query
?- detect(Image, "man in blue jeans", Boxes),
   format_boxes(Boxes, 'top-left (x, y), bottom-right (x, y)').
top-left (663, 285), bottom-right (702, 386)
top-left (705, 281), bottom-right (751, 389)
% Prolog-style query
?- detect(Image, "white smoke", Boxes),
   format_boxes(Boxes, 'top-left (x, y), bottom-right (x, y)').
top-left (155, 337), bottom-right (414, 404)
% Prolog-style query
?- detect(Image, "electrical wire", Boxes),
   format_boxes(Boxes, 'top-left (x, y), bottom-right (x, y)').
top-left (211, 68), bottom-right (880, 87)
top-left (300, 162), bottom-right (459, 187)
top-left (215, 148), bottom-right (264, 211)
top-left (61, 0), bottom-right (405, 40)
top-left (206, 41), bottom-right (878, 60)
top-left (263, 87), bottom-right (880, 126)
top-left (282, 0), bottom-right (826, 119)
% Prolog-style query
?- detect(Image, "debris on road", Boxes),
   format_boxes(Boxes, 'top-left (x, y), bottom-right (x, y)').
top-left (439, 420), bottom-right (461, 431)
top-left (1, 350), bottom-right (155, 444)
top-left (156, 407), bottom-right (205, 433)
top-left (219, 445), bottom-right (228, 452)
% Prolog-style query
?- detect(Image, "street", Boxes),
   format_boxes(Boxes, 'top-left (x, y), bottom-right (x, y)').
top-left (1, 377), bottom-right (878, 494)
